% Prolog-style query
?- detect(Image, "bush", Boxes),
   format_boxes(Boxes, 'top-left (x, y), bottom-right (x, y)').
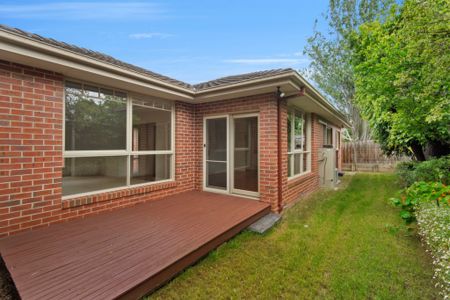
top-left (415, 202), bottom-right (450, 298)
top-left (391, 181), bottom-right (450, 297)
top-left (391, 181), bottom-right (450, 223)
top-left (393, 156), bottom-right (450, 297)
top-left (396, 161), bottom-right (419, 187)
top-left (396, 156), bottom-right (450, 187)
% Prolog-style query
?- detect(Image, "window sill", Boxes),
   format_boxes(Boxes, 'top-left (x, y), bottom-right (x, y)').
top-left (62, 180), bottom-right (177, 209)
top-left (287, 171), bottom-right (314, 186)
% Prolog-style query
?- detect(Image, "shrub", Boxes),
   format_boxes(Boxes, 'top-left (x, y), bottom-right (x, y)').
top-left (391, 181), bottom-right (450, 297)
top-left (414, 156), bottom-right (450, 184)
top-left (393, 156), bottom-right (450, 297)
top-left (396, 155), bottom-right (450, 187)
top-left (396, 161), bottom-right (419, 187)
top-left (415, 202), bottom-right (450, 298)
top-left (391, 181), bottom-right (450, 223)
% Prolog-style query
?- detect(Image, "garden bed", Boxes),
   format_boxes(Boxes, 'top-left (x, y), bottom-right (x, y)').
top-left (0, 257), bottom-right (19, 300)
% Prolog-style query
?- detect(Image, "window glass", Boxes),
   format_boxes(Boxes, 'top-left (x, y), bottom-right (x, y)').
top-left (130, 154), bottom-right (171, 185)
top-left (303, 153), bottom-right (309, 172)
top-left (132, 105), bottom-right (171, 151)
top-left (322, 124), bottom-right (327, 146)
top-left (288, 154), bottom-right (292, 177)
top-left (206, 118), bottom-right (227, 161)
top-left (287, 109), bottom-right (311, 177)
top-left (63, 81), bottom-right (174, 197)
top-left (206, 161), bottom-right (227, 190)
top-left (302, 115), bottom-right (308, 151)
top-left (62, 156), bottom-right (127, 196)
top-left (287, 113), bottom-right (292, 151)
top-left (65, 82), bottom-right (127, 151)
top-left (294, 112), bottom-right (303, 150)
top-left (326, 127), bottom-right (333, 145)
top-left (294, 153), bottom-right (301, 175)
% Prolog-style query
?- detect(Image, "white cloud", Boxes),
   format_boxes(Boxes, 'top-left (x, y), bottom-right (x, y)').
top-left (0, 2), bottom-right (166, 20)
top-left (129, 32), bottom-right (174, 39)
top-left (223, 58), bottom-right (309, 65)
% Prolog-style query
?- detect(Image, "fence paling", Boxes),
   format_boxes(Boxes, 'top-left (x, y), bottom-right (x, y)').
top-left (342, 140), bottom-right (409, 171)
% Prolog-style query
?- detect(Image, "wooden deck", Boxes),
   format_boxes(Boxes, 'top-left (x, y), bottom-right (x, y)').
top-left (0, 191), bottom-right (270, 300)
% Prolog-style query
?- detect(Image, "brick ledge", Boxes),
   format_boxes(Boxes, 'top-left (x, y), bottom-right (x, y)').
top-left (62, 181), bottom-right (177, 209)
top-left (287, 172), bottom-right (316, 187)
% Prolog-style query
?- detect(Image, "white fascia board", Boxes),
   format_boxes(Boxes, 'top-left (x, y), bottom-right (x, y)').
top-left (290, 72), bottom-right (350, 127)
top-left (0, 29), bottom-right (351, 126)
top-left (303, 92), bottom-right (350, 127)
top-left (194, 80), bottom-right (300, 103)
top-left (0, 31), bottom-right (194, 100)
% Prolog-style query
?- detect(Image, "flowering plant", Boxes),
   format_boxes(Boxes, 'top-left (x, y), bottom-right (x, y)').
top-left (415, 202), bottom-right (450, 298)
top-left (390, 181), bottom-right (450, 223)
top-left (391, 181), bottom-right (450, 298)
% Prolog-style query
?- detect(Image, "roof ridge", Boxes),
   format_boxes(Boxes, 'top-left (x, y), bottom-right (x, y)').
top-left (193, 68), bottom-right (296, 91)
top-left (0, 24), bottom-right (298, 93)
top-left (0, 24), bottom-right (194, 90)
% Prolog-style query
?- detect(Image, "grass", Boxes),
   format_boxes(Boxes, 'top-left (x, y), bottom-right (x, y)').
top-left (148, 173), bottom-right (439, 299)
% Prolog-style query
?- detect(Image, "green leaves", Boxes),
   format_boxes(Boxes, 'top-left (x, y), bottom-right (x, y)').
top-left (352, 0), bottom-right (450, 158)
top-left (304, 0), bottom-right (395, 141)
top-left (390, 197), bottom-right (401, 206)
top-left (391, 180), bottom-right (450, 225)
top-left (399, 210), bottom-right (412, 221)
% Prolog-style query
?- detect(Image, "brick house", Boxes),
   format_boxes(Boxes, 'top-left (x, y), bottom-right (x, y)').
top-left (0, 25), bottom-right (348, 238)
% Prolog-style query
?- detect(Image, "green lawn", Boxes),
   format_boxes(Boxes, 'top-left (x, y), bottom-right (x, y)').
top-left (148, 174), bottom-right (439, 299)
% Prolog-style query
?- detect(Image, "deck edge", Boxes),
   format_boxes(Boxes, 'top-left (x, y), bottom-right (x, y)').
top-left (118, 204), bottom-right (271, 300)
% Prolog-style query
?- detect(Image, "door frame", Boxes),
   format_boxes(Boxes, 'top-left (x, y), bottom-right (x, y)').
top-left (202, 113), bottom-right (260, 199)
top-left (203, 115), bottom-right (230, 194)
top-left (230, 113), bottom-right (260, 198)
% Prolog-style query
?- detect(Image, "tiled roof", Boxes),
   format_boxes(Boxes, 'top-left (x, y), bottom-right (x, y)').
top-left (0, 24), bottom-right (193, 90)
top-left (0, 24), bottom-right (297, 93)
top-left (192, 68), bottom-right (294, 91)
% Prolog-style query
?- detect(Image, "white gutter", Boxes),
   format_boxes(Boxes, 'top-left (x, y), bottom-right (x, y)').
top-left (0, 28), bottom-right (349, 126)
top-left (0, 29), bottom-right (195, 98)
top-left (291, 72), bottom-right (349, 127)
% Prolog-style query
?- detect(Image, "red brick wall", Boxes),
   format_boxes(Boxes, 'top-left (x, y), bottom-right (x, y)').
top-left (0, 59), bottom-right (337, 237)
top-left (0, 61), bottom-right (197, 237)
top-left (0, 61), bottom-right (65, 237)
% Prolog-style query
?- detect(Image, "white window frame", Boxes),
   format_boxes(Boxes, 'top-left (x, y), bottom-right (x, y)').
top-left (287, 108), bottom-right (311, 179)
top-left (62, 80), bottom-right (175, 199)
top-left (319, 120), bottom-right (334, 147)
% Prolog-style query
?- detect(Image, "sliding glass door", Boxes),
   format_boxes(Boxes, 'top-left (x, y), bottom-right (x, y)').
top-left (204, 114), bottom-right (259, 197)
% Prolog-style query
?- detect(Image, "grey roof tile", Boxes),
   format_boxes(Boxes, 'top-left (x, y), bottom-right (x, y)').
top-left (0, 24), bottom-right (297, 92)
top-left (0, 24), bottom-right (193, 90)
top-left (193, 68), bottom-right (295, 91)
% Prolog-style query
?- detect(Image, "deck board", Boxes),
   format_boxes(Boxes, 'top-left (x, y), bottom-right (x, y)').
top-left (0, 191), bottom-right (270, 300)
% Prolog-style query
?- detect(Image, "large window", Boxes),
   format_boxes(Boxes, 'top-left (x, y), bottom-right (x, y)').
top-left (63, 81), bottom-right (174, 197)
top-left (287, 109), bottom-right (311, 178)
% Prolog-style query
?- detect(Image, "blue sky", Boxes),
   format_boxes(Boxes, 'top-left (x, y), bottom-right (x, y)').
top-left (0, 0), bottom-right (329, 84)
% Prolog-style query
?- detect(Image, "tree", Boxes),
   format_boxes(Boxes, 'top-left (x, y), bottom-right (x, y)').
top-left (352, 0), bottom-right (450, 160)
top-left (303, 0), bottom-right (394, 142)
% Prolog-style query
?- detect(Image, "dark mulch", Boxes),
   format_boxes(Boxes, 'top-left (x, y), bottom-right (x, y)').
top-left (0, 257), bottom-right (20, 300)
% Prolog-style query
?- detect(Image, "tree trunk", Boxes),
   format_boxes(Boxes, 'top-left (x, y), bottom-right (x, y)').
top-left (428, 140), bottom-right (450, 158)
top-left (410, 140), bottom-right (426, 161)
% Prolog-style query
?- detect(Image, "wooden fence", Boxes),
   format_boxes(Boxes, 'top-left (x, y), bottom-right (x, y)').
top-left (341, 140), bottom-right (410, 172)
